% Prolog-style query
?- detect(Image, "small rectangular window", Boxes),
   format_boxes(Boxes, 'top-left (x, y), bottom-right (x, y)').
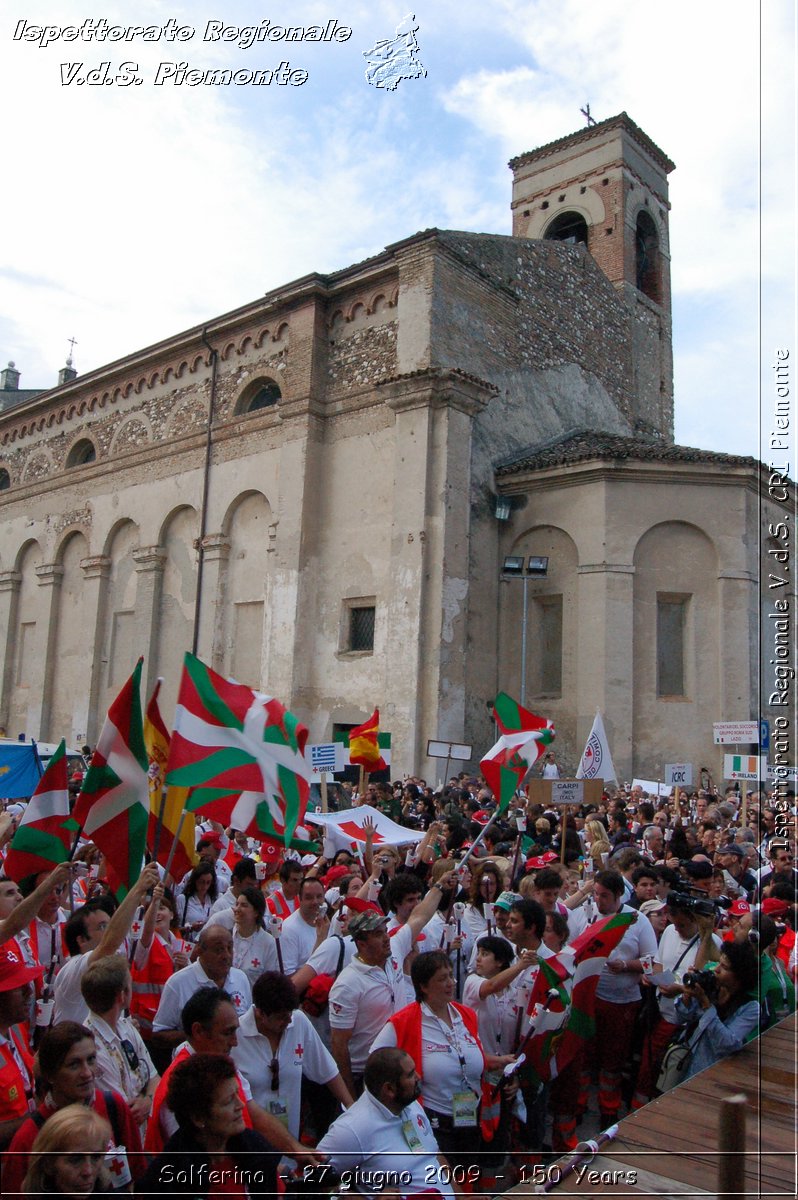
top-left (657, 596), bottom-right (687, 696)
top-left (349, 605), bottom-right (375, 652)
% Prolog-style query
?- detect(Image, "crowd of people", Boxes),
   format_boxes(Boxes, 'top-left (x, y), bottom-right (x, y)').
top-left (0, 767), bottom-right (795, 1197)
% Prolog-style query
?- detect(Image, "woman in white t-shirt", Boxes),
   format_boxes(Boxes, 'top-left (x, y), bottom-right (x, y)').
top-left (177, 862), bottom-right (217, 941)
top-left (231, 887), bottom-right (279, 985)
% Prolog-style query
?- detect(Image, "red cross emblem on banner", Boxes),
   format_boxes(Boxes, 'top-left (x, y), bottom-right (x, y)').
top-left (337, 821), bottom-right (385, 843)
top-left (108, 1157), bottom-right (124, 1177)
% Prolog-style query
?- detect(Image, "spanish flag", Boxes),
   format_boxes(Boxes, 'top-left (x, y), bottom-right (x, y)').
top-left (349, 708), bottom-right (387, 772)
top-left (144, 679), bottom-right (197, 882)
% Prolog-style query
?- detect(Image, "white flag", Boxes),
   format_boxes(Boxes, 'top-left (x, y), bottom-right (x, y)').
top-left (576, 712), bottom-right (617, 782)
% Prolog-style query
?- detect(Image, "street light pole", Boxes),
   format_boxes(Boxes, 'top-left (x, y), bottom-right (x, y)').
top-left (520, 571), bottom-right (529, 706)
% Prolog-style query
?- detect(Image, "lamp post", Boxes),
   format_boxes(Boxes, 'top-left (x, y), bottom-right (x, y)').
top-left (500, 555), bottom-right (549, 705)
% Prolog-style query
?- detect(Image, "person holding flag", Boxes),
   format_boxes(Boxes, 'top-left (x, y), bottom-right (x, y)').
top-left (588, 871), bottom-right (658, 1123)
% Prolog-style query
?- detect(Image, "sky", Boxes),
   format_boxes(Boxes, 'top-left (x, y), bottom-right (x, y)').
top-left (1, 1), bottom-right (795, 463)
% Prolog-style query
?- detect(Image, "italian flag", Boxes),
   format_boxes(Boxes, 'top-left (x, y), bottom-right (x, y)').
top-left (72, 659), bottom-right (150, 899)
top-left (3, 740), bottom-right (73, 883)
top-left (348, 708), bottom-right (387, 772)
top-left (480, 692), bottom-right (555, 811)
top-left (166, 653), bottom-right (311, 846)
top-left (523, 910), bottom-right (636, 1084)
top-left (143, 679), bottom-right (197, 882)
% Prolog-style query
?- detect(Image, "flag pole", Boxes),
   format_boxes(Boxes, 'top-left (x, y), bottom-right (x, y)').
top-left (163, 811), bottom-right (188, 881)
top-left (456, 806), bottom-right (504, 873)
top-left (151, 786), bottom-right (168, 864)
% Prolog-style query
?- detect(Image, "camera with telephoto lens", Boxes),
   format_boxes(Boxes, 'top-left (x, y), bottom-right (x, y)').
top-left (682, 968), bottom-right (720, 1001)
top-left (666, 890), bottom-right (717, 919)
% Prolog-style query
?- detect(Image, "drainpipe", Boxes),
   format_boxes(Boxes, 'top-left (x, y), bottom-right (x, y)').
top-left (192, 329), bottom-right (218, 656)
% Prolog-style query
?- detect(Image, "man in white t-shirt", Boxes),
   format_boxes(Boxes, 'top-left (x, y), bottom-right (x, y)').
top-left (541, 754), bottom-right (560, 780)
top-left (318, 1047), bottom-right (457, 1199)
top-left (151, 925), bottom-right (251, 1056)
top-left (278, 877), bottom-right (330, 974)
top-left (329, 880), bottom-right (450, 1096)
top-left (53, 863), bottom-right (159, 1025)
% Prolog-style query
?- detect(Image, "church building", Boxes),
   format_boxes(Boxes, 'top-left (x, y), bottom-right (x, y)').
top-left (0, 114), bottom-right (783, 782)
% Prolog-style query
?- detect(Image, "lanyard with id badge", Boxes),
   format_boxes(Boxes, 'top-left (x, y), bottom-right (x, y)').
top-left (267, 1055), bottom-right (289, 1128)
top-left (427, 1006), bottom-right (479, 1128)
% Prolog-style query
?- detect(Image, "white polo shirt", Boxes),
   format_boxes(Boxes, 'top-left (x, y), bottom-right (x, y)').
top-left (318, 1087), bottom-right (454, 1199)
top-left (231, 1008), bottom-right (337, 1139)
top-left (279, 909), bottom-right (322, 975)
top-left (462, 973), bottom-right (518, 1055)
top-left (152, 961), bottom-right (251, 1031)
top-left (231, 928), bottom-right (279, 985)
top-left (305, 934), bottom-right (355, 977)
top-left (329, 925), bottom-right (414, 1075)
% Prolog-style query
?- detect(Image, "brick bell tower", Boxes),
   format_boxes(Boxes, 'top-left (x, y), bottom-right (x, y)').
top-left (509, 112), bottom-right (676, 439)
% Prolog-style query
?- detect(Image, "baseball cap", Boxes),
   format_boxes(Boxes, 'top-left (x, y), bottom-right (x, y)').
top-left (717, 844), bottom-right (745, 859)
top-left (639, 898), bottom-right (667, 918)
top-left (0, 947), bottom-right (45, 992)
top-left (761, 898), bottom-right (790, 918)
top-left (525, 855), bottom-right (549, 870)
top-left (348, 909), bottom-right (390, 937)
top-left (728, 899), bottom-right (751, 917)
top-left (494, 891), bottom-right (521, 913)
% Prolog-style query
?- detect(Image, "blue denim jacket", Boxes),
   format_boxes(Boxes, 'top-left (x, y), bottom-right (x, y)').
top-left (673, 994), bottom-right (761, 1079)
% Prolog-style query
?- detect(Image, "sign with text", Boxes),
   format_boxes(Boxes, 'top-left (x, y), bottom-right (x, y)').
top-left (309, 742), bottom-right (347, 774)
top-left (724, 754), bottom-right (767, 781)
top-left (665, 763), bottom-right (693, 787)
top-left (713, 722), bottom-right (759, 745)
top-left (528, 778), bottom-right (603, 806)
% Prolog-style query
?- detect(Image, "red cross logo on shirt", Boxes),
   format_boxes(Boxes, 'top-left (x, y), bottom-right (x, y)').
top-left (295, 1043), bottom-right (304, 1058)
top-left (251, 958), bottom-right (261, 968)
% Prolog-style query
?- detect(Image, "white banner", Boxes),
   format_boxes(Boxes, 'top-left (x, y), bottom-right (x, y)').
top-left (305, 803), bottom-right (423, 851)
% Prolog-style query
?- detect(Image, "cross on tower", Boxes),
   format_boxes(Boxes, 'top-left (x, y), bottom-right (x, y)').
top-left (66, 336), bottom-right (78, 366)
top-left (580, 103), bottom-right (597, 127)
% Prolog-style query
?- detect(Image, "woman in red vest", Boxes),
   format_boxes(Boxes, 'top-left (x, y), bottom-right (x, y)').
top-left (371, 949), bottom-right (513, 1183)
top-left (130, 886), bottom-right (190, 1048)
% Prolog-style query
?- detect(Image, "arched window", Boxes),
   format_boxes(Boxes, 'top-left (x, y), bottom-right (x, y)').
top-left (0, 467), bottom-right (10, 490)
top-left (544, 211), bottom-right (588, 246)
top-left (235, 377), bottom-right (281, 415)
top-left (635, 211), bottom-right (660, 302)
top-left (66, 438), bottom-right (96, 467)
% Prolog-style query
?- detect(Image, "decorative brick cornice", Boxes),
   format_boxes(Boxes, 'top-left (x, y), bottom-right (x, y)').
top-left (35, 562), bottom-right (64, 586)
top-left (378, 367), bottom-right (497, 417)
top-left (80, 556), bottom-right (111, 580)
top-left (0, 571), bottom-right (22, 593)
top-left (133, 546), bottom-right (167, 573)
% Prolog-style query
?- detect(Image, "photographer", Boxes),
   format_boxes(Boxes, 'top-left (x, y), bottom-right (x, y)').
top-left (631, 895), bottom-right (720, 1108)
top-left (670, 942), bottom-right (760, 1081)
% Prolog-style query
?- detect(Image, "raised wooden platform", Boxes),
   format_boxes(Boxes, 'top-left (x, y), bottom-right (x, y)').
top-left (507, 1013), bottom-right (796, 1197)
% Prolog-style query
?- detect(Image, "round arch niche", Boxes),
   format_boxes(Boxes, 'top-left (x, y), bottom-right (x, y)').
top-left (543, 210), bottom-right (588, 246)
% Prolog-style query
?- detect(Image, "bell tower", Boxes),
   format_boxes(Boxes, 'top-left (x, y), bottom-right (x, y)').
top-left (509, 113), bottom-right (675, 438)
